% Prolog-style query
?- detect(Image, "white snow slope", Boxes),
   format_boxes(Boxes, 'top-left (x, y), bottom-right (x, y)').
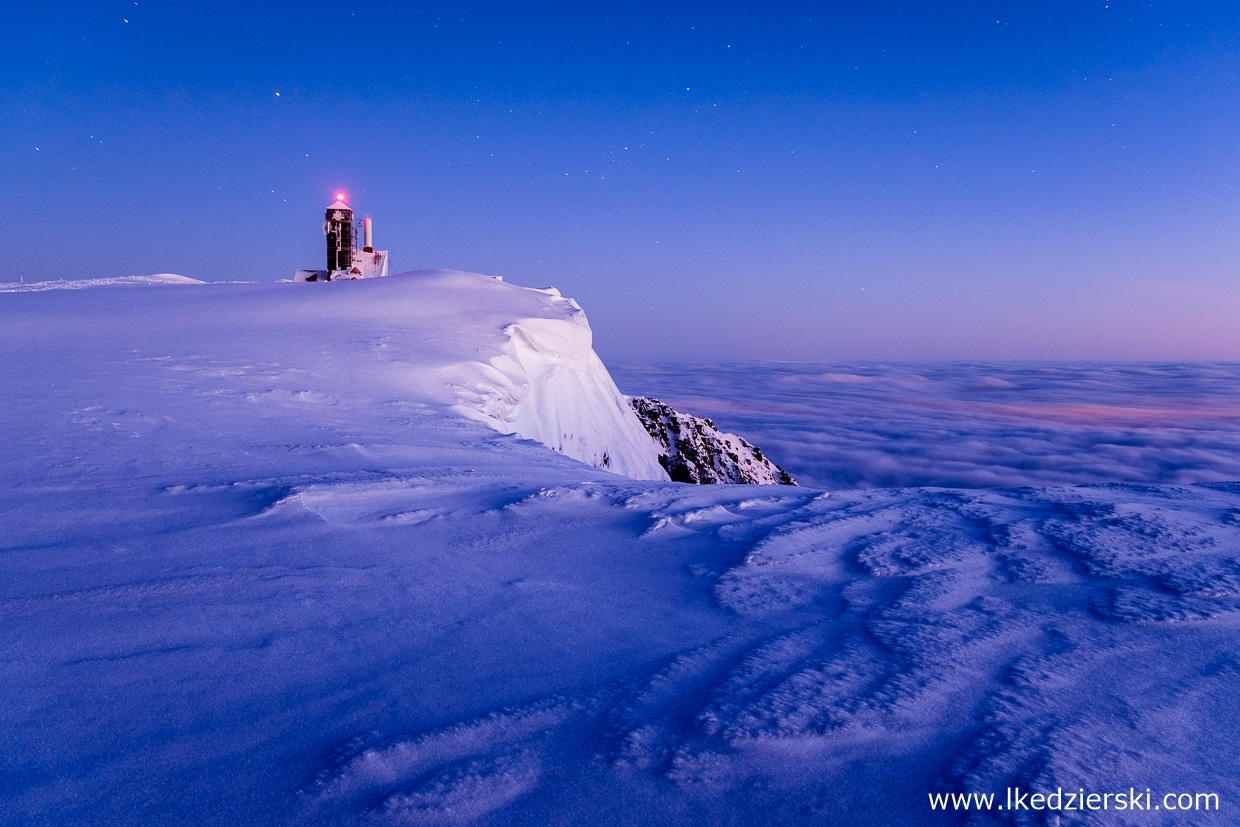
top-left (0, 269), bottom-right (664, 480)
top-left (3, 272), bottom-right (1240, 826)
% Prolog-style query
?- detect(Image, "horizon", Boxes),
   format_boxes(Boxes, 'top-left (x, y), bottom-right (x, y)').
top-left (7, 1), bottom-right (1240, 361)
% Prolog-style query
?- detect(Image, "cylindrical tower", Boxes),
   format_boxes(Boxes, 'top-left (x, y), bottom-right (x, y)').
top-left (324, 197), bottom-right (354, 272)
top-left (363, 217), bottom-right (373, 252)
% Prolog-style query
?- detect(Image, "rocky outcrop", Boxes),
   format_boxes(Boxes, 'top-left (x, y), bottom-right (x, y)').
top-left (629, 396), bottom-right (797, 485)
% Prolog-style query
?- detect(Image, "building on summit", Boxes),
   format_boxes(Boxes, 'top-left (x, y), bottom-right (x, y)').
top-left (294, 193), bottom-right (390, 282)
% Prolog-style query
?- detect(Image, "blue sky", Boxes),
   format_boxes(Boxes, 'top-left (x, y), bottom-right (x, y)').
top-left (6, 1), bottom-right (1240, 360)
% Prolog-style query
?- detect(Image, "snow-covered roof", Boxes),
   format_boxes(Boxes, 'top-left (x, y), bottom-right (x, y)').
top-left (326, 199), bottom-right (352, 211)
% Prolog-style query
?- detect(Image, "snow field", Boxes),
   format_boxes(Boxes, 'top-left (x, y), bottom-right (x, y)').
top-left (3, 273), bottom-right (1239, 825)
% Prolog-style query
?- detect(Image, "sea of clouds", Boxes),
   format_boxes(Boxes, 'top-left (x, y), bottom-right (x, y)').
top-left (611, 362), bottom-right (1240, 490)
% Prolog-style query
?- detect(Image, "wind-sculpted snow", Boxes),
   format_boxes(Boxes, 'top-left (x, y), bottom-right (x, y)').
top-left (4, 277), bottom-right (1240, 824)
top-left (286, 482), bottom-right (1240, 826)
top-left (611, 362), bottom-right (1240, 490)
top-left (453, 295), bottom-right (667, 480)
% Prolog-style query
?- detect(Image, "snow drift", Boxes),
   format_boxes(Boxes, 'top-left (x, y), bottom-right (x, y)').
top-left (438, 281), bottom-right (667, 480)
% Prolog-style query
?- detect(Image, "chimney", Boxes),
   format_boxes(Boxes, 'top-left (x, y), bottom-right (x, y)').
top-left (363, 217), bottom-right (373, 252)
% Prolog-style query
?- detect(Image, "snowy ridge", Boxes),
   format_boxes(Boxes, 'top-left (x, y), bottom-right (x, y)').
top-left (0, 269), bottom-right (663, 481)
top-left (0, 273), bottom-right (205, 292)
top-left (631, 395), bottom-right (796, 485)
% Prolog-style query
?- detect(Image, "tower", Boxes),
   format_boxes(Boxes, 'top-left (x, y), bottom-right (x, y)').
top-left (296, 192), bottom-right (389, 282)
top-left (324, 195), bottom-right (354, 273)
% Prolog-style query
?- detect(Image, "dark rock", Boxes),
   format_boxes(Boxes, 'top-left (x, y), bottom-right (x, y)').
top-left (629, 396), bottom-right (798, 486)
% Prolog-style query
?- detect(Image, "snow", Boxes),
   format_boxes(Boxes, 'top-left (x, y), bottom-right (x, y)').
top-left (3, 272), bottom-right (1240, 825)
top-left (453, 310), bottom-right (667, 480)
top-left (0, 273), bottom-right (205, 291)
top-left (350, 248), bottom-right (390, 279)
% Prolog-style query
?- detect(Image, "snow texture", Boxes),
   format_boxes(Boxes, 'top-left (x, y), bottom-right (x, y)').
top-left (630, 395), bottom-right (796, 485)
top-left (2, 272), bottom-right (1239, 826)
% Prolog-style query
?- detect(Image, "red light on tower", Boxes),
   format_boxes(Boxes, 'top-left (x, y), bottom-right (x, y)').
top-left (335, 192), bottom-right (347, 202)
